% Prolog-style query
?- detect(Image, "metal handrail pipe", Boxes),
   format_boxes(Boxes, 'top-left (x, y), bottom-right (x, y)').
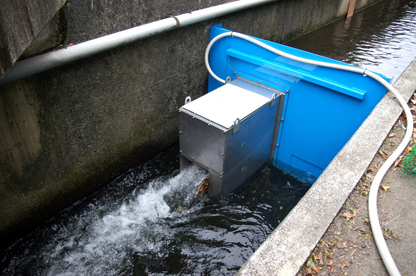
top-left (0, 0), bottom-right (276, 85)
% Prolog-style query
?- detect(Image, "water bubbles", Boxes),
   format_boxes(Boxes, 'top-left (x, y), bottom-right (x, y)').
top-left (1, 156), bottom-right (310, 275)
top-left (43, 165), bottom-right (207, 275)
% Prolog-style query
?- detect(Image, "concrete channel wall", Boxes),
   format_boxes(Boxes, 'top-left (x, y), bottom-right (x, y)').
top-left (0, 0), bottom-right (66, 80)
top-left (0, 0), bottom-right (380, 245)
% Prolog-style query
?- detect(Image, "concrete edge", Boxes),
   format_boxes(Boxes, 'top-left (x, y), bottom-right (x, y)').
top-left (237, 57), bottom-right (416, 276)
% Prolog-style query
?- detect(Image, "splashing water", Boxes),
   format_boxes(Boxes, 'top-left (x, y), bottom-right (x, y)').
top-left (3, 163), bottom-right (208, 276)
top-left (47, 165), bottom-right (207, 276)
top-left (1, 145), bottom-right (308, 275)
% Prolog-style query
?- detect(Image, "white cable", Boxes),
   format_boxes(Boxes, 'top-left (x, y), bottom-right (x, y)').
top-left (204, 32), bottom-right (233, 84)
top-left (205, 31), bottom-right (413, 276)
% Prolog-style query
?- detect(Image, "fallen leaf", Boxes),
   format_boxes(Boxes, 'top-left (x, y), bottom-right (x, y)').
top-left (310, 253), bottom-right (317, 264)
top-left (325, 249), bottom-right (335, 259)
top-left (341, 261), bottom-right (350, 269)
top-left (381, 185), bottom-right (390, 191)
top-left (178, 205), bottom-right (183, 213)
top-left (312, 266), bottom-right (320, 274)
top-left (305, 267), bottom-right (313, 276)
top-left (394, 156), bottom-right (403, 168)
top-left (343, 211), bottom-right (356, 221)
top-left (379, 149), bottom-right (388, 160)
top-left (359, 229), bottom-right (373, 238)
top-left (198, 178), bottom-right (209, 195)
top-left (326, 260), bottom-right (333, 270)
top-left (388, 132), bottom-right (397, 138)
top-left (383, 226), bottom-right (400, 240)
top-left (280, 206), bottom-right (283, 210)
top-left (360, 187), bottom-right (369, 196)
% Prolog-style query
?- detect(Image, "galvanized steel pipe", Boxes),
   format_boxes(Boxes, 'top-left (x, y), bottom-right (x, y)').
top-left (0, 0), bottom-right (276, 85)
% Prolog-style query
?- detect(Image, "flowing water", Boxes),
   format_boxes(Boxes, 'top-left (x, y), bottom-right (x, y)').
top-left (1, 146), bottom-right (308, 275)
top-left (2, 0), bottom-right (416, 275)
top-left (287, 0), bottom-right (416, 82)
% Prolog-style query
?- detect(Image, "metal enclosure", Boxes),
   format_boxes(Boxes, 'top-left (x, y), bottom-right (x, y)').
top-left (207, 24), bottom-right (389, 184)
top-left (179, 79), bottom-right (283, 197)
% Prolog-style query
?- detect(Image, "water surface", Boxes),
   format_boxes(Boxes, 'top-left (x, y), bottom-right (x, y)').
top-left (287, 0), bottom-right (416, 82)
top-left (1, 146), bottom-right (308, 275)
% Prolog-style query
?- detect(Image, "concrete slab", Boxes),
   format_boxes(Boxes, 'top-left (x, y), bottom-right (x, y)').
top-left (237, 57), bottom-right (416, 275)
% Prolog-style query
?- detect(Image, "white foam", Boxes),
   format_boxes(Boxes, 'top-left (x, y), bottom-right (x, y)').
top-left (42, 165), bottom-right (207, 275)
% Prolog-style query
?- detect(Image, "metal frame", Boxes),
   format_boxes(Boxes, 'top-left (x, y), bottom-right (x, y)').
top-left (179, 79), bottom-right (283, 197)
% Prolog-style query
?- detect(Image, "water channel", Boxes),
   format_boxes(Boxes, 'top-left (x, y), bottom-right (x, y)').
top-left (2, 0), bottom-right (416, 275)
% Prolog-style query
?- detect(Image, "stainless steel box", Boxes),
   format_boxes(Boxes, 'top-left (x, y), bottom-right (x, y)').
top-left (179, 79), bottom-right (283, 197)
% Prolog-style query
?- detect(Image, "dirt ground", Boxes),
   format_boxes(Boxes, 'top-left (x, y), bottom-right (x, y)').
top-left (297, 91), bottom-right (416, 276)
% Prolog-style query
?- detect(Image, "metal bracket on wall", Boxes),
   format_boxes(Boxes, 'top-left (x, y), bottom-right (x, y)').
top-left (270, 93), bottom-right (278, 107)
top-left (232, 118), bottom-right (240, 134)
top-left (184, 96), bottom-right (192, 104)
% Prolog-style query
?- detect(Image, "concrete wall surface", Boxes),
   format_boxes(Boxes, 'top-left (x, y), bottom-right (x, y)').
top-left (0, 0), bottom-right (381, 245)
top-left (0, 0), bottom-right (65, 80)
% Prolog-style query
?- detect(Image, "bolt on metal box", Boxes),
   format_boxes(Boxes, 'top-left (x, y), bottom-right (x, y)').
top-left (179, 79), bottom-right (283, 197)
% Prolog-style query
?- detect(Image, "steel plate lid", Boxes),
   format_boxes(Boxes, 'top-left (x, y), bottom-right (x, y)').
top-left (180, 82), bottom-right (271, 129)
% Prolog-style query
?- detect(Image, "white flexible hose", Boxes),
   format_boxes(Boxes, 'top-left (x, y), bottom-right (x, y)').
top-left (205, 31), bottom-right (413, 276)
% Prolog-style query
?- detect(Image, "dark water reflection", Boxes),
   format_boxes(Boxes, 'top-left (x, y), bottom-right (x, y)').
top-left (2, 0), bottom-right (416, 275)
top-left (1, 146), bottom-right (308, 275)
top-left (287, 0), bottom-right (416, 82)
